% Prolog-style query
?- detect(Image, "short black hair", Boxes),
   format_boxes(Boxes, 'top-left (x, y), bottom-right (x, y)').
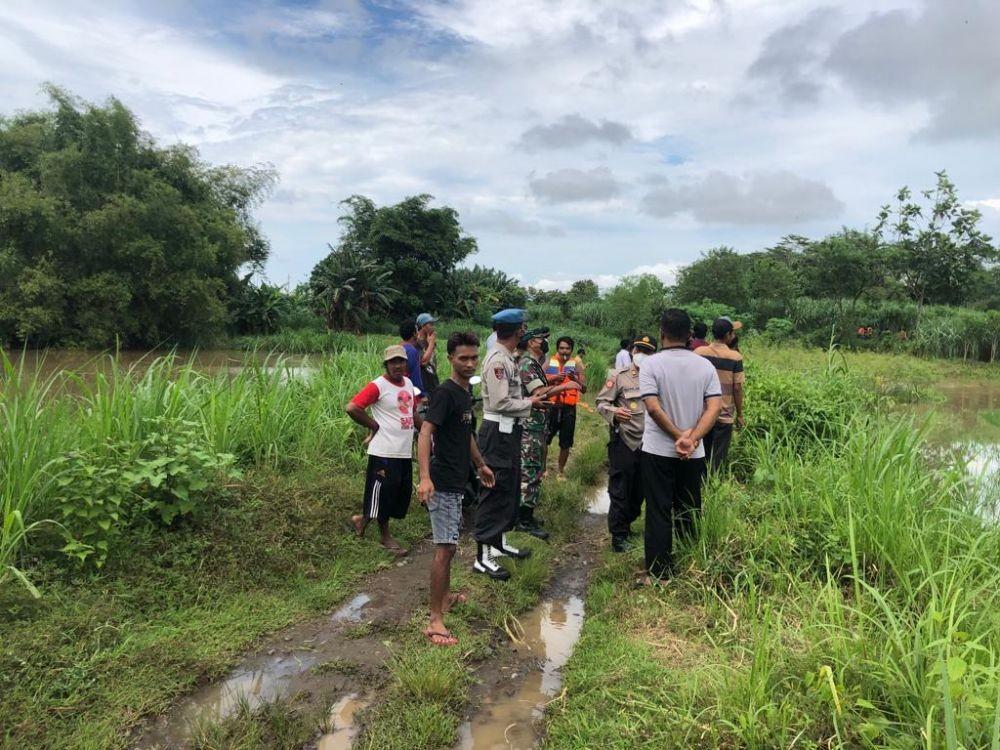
top-left (620, 338), bottom-right (631, 350)
top-left (447, 330), bottom-right (479, 355)
top-left (398, 319), bottom-right (416, 340)
top-left (660, 308), bottom-right (692, 341)
top-left (556, 336), bottom-right (574, 349)
top-left (712, 318), bottom-right (734, 340)
top-left (693, 322), bottom-right (708, 338)
top-left (494, 322), bottom-right (520, 338)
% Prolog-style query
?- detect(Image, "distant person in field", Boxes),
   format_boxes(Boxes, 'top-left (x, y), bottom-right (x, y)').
top-left (545, 336), bottom-right (586, 478)
top-left (695, 318), bottom-right (745, 473)
top-left (689, 322), bottom-right (708, 350)
top-left (415, 313), bottom-right (440, 401)
top-left (615, 338), bottom-right (632, 371)
top-left (417, 331), bottom-right (495, 646)
top-left (346, 345), bottom-right (422, 556)
top-left (398, 320), bottom-right (424, 396)
top-left (639, 309), bottom-right (722, 582)
top-left (596, 334), bottom-right (656, 552)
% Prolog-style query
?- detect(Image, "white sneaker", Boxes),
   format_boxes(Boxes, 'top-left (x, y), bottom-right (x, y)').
top-left (491, 534), bottom-right (531, 560)
top-left (473, 545), bottom-right (510, 580)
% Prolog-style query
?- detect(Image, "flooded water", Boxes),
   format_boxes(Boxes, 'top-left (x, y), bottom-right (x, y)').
top-left (457, 596), bottom-right (586, 750)
top-left (317, 693), bottom-right (370, 750)
top-left (330, 593), bottom-right (372, 623)
top-left (911, 381), bottom-right (1000, 510)
top-left (1, 348), bottom-right (315, 387)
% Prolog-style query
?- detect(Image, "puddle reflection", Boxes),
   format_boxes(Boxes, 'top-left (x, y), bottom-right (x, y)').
top-left (331, 593), bottom-right (372, 623)
top-left (458, 595), bottom-right (585, 750)
top-left (318, 692), bottom-right (370, 750)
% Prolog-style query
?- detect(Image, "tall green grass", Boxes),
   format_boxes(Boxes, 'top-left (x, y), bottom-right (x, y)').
top-left (0, 348), bottom-right (383, 592)
top-left (548, 362), bottom-right (1000, 749)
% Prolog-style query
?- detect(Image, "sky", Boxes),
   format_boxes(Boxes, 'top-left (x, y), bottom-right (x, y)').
top-left (2, 0), bottom-right (999, 291)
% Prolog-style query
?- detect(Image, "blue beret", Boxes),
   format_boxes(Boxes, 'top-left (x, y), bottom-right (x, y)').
top-left (491, 308), bottom-right (527, 324)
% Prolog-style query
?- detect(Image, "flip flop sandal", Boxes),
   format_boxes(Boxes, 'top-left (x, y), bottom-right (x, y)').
top-left (425, 630), bottom-right (458, 647)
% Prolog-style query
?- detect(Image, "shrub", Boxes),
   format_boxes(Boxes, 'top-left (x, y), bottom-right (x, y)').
top-left (764, 317), bottom-right (794, 341)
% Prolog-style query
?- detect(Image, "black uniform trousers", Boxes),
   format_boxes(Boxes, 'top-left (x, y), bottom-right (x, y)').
top-left (474, 420), bottom-right (522, 544)
top-left (703, 421), bottom-right (734, 473)
top-left (606, 437), bottom-right (644, 539)
top-left (641, 451), bottom-right (706, 578)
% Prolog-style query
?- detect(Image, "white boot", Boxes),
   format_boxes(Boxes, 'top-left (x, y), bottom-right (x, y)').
top-left (491, 533), bottom-right (531, 560)
top-left (473, 543), bottom-right (511, 580)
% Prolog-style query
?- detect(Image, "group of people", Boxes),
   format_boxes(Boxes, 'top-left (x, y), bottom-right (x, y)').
top-left (344, 306), bottom-right (745, 644)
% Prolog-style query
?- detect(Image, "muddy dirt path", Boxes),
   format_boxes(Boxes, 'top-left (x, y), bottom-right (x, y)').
top-left (456, 512), bottom-right (604, 750)
top-left (133, 537), bottom-right (438, 749)
top-left (133, 488), bottom-right (610, 750)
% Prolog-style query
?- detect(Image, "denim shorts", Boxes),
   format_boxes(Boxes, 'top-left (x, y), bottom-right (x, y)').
top-left (428, 491), bottom-right (463, 545)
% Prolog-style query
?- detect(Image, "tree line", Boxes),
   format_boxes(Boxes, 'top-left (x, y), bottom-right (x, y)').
top-left (1, 89), bottom-right (996, 353)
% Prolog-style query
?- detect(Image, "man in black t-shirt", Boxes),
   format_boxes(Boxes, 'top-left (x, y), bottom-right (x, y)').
top-left (417, 331), bottom-right (495, 647)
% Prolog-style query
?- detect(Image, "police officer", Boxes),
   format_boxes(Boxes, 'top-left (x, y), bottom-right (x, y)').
top-left (474, 309), bottom-right (547, 580)
top-left (517, 327), bottom-right (581, 539)
top-left (595, 334), bottom-right (656, 552)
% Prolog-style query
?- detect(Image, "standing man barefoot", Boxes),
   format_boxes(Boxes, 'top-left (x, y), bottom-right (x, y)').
top-left (417, 332), bottom-right (495, 646)
top-left (545, 336), bottom-right (586, 478)
top-left (346, 345), bottom-right (421, 557)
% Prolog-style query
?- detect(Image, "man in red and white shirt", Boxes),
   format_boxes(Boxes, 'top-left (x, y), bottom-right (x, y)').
top-left (346, 345), bottom-right (421, 556)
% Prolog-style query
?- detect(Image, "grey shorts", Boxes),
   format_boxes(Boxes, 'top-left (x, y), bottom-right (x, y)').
top-left (428, 491), bottom-right (463, 545)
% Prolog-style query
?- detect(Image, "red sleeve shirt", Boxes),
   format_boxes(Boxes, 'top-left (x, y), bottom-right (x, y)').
top-left (351, 381), bottom-right (381, 409)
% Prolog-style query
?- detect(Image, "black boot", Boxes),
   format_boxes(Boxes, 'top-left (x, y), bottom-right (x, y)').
top-left (491, 533), bottom-right (531, 560)
top-left (473, 542), bottom-right (510, 580)
top-left (516, 506), bottom-right (550, 540)
top-left (611, 535), bottom-right (632, 553)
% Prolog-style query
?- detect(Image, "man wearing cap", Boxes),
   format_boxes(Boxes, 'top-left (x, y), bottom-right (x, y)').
top-left (415, 313), bottom-right (440, 401)
top-left (596, 335), bottom-right (656, 552)
top-left (473, 309), bottom-right (548, 580)
top-left (517, 327), bottom-right (581, 539)
top-left (346, 345), bottom-right (422, 556)
top-left (694, 317), bottom-right (745, 472)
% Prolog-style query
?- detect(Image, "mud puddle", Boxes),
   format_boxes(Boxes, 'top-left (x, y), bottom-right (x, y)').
top-left (456, 511), bottom-right (603, 749)
top-left (133, 543), bottom-right (435, 749)
top-left (317, 692), bottom-right (371, 750)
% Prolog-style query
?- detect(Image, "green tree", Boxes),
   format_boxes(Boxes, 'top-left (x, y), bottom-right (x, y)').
top-left (447, 265), bottom-right (526, 322)
top-left (333, 194), bottom-right (477, 318)
top-left (800, 229), bottom-right (885, 314)
top-left (603, 274), bottom-right (668, 336)
top-left (308, 245), bottom-right (397, 332)
top-left (672, 247), bottom-right (750, 310)
top-left (569, 279), bottom-right (600, 302)
top-left (0, 87), bottom-right (275, 347)
top-left (875, 171), bottom-right (996, 313)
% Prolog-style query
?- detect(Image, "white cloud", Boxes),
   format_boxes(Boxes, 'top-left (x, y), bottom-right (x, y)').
top-left (532, 260), bottom-right (681, 291)
top-left (967, 199), bottom-right (1000, 212)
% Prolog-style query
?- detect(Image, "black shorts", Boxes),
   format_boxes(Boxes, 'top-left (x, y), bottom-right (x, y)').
top-left (363, 455), bottom-right (413, 521)
top-left (546, 406), bottom-right (577, 449)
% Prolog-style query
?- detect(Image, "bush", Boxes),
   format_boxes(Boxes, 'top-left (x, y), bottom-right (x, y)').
top-left (764, 317), bottom-right (794, 341)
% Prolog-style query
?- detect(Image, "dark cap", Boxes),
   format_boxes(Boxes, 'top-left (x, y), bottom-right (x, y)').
top-left (518, 327), bottom-right (550, 348)
top-left (632, 335), bottom-right (656, 353)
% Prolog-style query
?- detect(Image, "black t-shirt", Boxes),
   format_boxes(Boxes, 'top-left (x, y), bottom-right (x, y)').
top-left (426, 379), bottom-right (474, 493)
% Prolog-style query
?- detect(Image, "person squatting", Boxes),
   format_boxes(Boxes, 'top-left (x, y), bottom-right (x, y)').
top-left (345, 306), bottom-right (745, 644)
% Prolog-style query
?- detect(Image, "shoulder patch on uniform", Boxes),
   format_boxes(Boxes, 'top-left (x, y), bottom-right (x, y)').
top-left (604, 378), bottom-right (615, 390)
top-left (493, 366), bottom-right (505, 380)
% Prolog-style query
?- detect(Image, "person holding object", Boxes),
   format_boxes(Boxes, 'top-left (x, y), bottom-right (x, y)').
top-left (345, 345), bottom-right (422, 557)
top-left (517, 327), bottom-right (581, 539)
top-left (473, 309), bottom-right (548, 580)
top-left (415, 312), bottom-right (440, 401)
top-left (417, 331), bottom-right (494, 646)
top-left (639, 309), bottom-right (722, 582)
top-left (596, 334), bottom-right (656, 552)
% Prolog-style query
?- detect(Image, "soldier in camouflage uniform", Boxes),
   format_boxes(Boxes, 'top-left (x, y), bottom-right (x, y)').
top-left (516, 328), bottom-right (580, 538)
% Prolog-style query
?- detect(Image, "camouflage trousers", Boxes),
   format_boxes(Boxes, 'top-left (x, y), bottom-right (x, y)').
top-left (519, 428), bottom-right (546, 509)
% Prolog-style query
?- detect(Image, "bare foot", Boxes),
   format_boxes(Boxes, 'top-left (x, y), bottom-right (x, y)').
top-left (424, 624), bottom-right (458, 646)
top-left (380, 537), bottom-right (408, 556)
top-left (444, 592), bottom-right (468, 612)
top-left (349, 514), bottom-right (365, 537)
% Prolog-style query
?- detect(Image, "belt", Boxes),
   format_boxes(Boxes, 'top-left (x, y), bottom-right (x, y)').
top-left (482, 411), bottom-right (522, 425)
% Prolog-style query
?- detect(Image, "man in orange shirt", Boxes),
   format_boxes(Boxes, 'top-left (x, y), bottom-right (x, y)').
top-left (545, 336), bottom-right (586, 478)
